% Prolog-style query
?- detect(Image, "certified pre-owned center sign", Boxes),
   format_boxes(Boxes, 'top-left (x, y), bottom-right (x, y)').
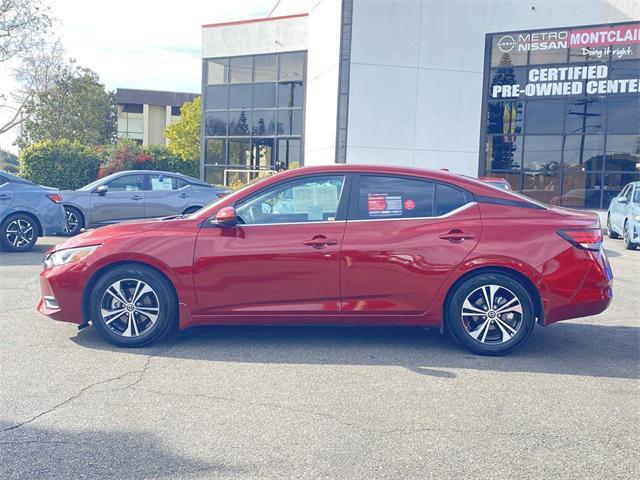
top-left (489, 22), bottom-right (640, 99)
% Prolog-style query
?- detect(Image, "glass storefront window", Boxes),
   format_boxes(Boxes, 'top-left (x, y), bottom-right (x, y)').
top-left (205, 139), bottom-right (226, 165)
top-left (563, 135), bottom-right (605, 171)
top-left (230, 56), bottom-right (252, 83)
top-left (205, 112), bottom-right (227, 137)
top-left (207, 59), bottom-right (228, 85)
top-left (205, 85), bottom-right (228, 110)
top-left (279, 52), bottom-right (305, 80)
top-left (485, 135), bottom-right (522, 171)
top-left (522, 135), bottom-right (563, 172)
top-left (204, 165), bottom-right (224, 186)
top-left (565, 97), bottom-right (606, 135)
top-left (605, 135), bottom-right (640, 172)
top-left (252, 83), bottom-right (276, 108)
top-left (482, 22), bottom-right (640, 209)
top-left (253, 54), bottom-right (277, 82)
top-left (525, 100), bottom-right (565, 134)
top-left (484, 171), bottom-right (523, 191)
top-left (523, 171), bottom-right (561, 205)
top-left (561, 172), bottom-right (602, 208)
top-left (203, 52), bottom-right (306, 185)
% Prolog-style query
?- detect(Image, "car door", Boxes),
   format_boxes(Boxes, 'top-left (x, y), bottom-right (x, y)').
top-left (340, 174), bottom-right (481, 318)
top-left (193, 174), bottom-right (349, 317)
top-left (0, 175), bottom-right (14, 217)
top-left (612, 185), bottom-right (630, 231)
top-left (90, 174), bottom-right (145, 224)
top-left (145, 174), bottom-right (192, 218)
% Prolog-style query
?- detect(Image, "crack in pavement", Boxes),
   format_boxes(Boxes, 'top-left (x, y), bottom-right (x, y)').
top-left (0, 350), bottom-right (161, 434)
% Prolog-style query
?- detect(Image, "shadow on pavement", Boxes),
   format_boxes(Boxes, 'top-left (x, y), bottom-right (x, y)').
top-left (0, 422), bottom-right (230, 480)
top-left (72, 322), bottom-right (640, 380)
top-left (0, 242), bottom-right (55, 267)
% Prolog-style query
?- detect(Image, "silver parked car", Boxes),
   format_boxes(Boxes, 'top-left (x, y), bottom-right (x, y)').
top-left (0, 171), bottom-right (66, 252)
top-left (607, 181), bottom-right (640, 250)
top-left (61, 170), bottom-right (229, 235)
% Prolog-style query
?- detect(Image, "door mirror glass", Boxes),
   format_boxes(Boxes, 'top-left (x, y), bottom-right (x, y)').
top-left (616, 196), bottom-right (628, 204)
top-left (95, 185), bottom-right (108, 196)
top-left (215, 206), bottom-right (237, 226)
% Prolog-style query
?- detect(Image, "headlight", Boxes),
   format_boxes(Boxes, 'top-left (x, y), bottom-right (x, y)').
top-left (44, 245), bottom-right (100, 268)
top-left (632, 213), bottom-right (640, 223)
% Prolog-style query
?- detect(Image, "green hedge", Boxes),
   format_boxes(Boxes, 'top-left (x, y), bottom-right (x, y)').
top-left (18, 140), bottom-right (200, 190)
top-left (19, 140), bottom-right (100, 190)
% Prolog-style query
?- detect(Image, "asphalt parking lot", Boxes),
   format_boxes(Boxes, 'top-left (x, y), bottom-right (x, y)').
top-left (0, 236), bottom-right (638, 479)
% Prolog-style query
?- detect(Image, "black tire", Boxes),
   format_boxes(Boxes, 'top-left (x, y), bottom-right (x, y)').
top-left (89, 264), bottom-right (177, 348)
top-left (623, 221), bottom-right (638, 250)
top-left (182, 206), bottom-right (202, 215)
top-left (607, 215), bottom-right (619, 239)
top-left (0, 213), bottom-right (38, 252)
top-left (62, 206), bottom-right (84, 236)
top-left (446, 272), bottom-right (536, 356)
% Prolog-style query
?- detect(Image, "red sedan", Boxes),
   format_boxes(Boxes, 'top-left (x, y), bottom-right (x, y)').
top-left (38, 165), bottom-right (613, 355)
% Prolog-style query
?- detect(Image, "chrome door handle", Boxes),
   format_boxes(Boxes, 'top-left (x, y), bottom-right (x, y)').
top-left (179, 193), bottom-right (189, 198)
top-left (131, 195), bottom-right (143, 201)
top-left (439, 230), bottom-right (475, 242)
top-left (303, 237), bottom-right (338, 248)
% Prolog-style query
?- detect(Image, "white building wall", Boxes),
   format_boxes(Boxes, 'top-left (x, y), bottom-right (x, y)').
top-left (304, 0), bottom-right (344, 165)
top-left (346, 0), bottom-right (640, 175)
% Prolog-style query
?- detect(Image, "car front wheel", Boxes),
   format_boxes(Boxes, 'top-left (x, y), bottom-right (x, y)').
top-left (0, 213), bottom-right (38, 252)
top-left (446, 272), bottom-right (536, 356)
top-left (89, 264), bottom-right (177, 347)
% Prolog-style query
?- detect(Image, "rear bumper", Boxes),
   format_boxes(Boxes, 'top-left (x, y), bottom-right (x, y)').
top-left (41, 203), bottom-right (67, 235)
top-left (540, 247), bottom-right (613, 325)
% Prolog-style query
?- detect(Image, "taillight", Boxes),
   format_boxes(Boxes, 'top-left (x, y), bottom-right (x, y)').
top-left (558, 228), bottom-right (602, 251)
top-left (46, 193), bottom-right (62, 203)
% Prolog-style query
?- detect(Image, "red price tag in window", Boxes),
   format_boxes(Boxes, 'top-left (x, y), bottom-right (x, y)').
top-left (368, 196), bottom-right (387, 212)
top-left (404, 199), bottom-right (415, 210)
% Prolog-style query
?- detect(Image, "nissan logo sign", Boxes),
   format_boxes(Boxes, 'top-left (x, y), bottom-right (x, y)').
top-left (497, 35), bottom-right (516, 53)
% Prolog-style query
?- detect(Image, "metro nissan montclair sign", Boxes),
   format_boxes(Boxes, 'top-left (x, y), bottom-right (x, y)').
top-left (488, 22), bottom-right (640, 99)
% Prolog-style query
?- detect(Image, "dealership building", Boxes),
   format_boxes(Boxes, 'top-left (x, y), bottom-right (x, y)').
top-left (200, 0), bottom-right (639, 209)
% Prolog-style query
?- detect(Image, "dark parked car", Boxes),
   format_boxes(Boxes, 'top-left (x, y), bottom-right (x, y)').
top-left (39, 165), bottom-right (612, 355)
top-left (0, 171), bottom-right (66, 252)
top-left (60, 170), bottom-right (229, 235)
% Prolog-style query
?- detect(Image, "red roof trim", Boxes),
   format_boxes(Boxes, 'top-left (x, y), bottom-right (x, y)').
top-left (202, 13), bottom-right (308, 29)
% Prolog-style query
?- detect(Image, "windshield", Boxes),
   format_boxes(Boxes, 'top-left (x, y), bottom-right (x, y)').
top-left (634, 188), bottom-right (640, 204)
top-left (78, 176), bottom-right (109, 191)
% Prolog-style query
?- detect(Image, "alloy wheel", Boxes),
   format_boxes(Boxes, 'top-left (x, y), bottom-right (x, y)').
top-left (63, 210), bottom-right (79, 234)
top-left (100, 278), bottom-right (160, 337)
top-left (5, 219), bottom-right (35, 248)
top-left (461, 284), bottom-right (523, 344)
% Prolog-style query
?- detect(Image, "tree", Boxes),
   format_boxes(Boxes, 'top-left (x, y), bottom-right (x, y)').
top-left (18, 63), bottom-right (116, 147)
top-left (164, 97), bottom-right (201, 161)
top-left (0, 0), bottom-right (60, 136)
top-left (0, 146), bottom-right (18, 172)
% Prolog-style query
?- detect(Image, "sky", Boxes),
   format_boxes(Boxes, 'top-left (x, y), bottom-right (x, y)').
top-left (0, 0), bottom-right (286, 152)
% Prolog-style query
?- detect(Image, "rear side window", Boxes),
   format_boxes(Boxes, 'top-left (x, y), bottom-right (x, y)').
top-left (149, 175), bottom-right (188, 191)
top-left (435, 183), bottom-right (467, 216)
top-left (354, 175), bottom-right (434, 220)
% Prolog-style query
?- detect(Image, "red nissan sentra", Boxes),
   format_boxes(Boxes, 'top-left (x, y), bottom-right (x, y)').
top-left (38, 165), bottom-right (613, 355)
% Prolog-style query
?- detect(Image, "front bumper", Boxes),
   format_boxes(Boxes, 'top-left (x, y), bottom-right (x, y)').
top-left (38, 261), bottom-right (89, 325)
top-left (628, 219), bottom-right (640, 243)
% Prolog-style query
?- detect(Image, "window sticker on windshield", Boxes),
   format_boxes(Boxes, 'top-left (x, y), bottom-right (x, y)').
top-left (404, 199), bottom-right (415, 210)
top-left (367, 193), bottom-right (402, 217)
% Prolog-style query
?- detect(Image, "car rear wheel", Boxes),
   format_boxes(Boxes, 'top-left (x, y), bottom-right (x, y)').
top-left (62, 206), bottom-right (84, 236)
top-left (0, 213), bottom-right (38, 252)
top-left (446, 272), bottom-right (536, 356)
top-left (607, 215), bottom-right (619, 239)
top-left (623, 221), bottom-right (638, 250)
top-left (89, 264), bottom-right (177, 347)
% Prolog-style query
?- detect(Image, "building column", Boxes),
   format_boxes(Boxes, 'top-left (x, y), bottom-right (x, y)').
top-left (165, 106), bottom-right (173, 146)
top-left (142, 104), bottom-right (150, 146)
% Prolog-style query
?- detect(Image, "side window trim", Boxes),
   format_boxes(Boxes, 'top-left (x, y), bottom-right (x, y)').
top-left (347, 173), bottom-right (472, 221)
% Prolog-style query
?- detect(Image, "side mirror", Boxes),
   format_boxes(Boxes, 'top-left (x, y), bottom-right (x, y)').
top-left (616, 197), bottom-right (628, 204)
top-left (95, 185), bottom-right (108, 196)
top-left (215, 206), bottom-right (237, 226)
